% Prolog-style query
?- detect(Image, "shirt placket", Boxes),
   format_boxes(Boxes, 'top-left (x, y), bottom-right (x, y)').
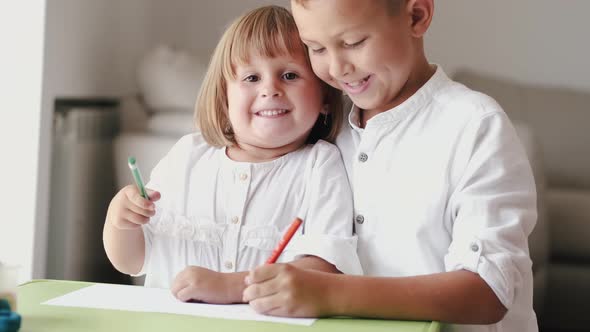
top-left (223, 164), bottom-right (251, 272)
top-left (352, 126), bottom-right (377, 234)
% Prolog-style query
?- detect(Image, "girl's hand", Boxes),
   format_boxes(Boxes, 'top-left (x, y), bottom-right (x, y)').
top-left (242, 263), bottom-right (332, 317)
top-left (172, 266), bottom-right (239, 304)
top-left (107, 185), bottom-right (160, 230)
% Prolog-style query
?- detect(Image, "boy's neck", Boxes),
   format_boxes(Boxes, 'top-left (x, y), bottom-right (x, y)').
top-left (360, 59), bottom-right (435, 128)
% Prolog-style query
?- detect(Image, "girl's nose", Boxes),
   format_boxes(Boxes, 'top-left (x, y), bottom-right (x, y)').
top-left (261, 80), bottom-right (283, 98)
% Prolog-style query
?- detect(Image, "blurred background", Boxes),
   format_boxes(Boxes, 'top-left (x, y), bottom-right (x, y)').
top-left (1, 1), bottom-right (589, 331)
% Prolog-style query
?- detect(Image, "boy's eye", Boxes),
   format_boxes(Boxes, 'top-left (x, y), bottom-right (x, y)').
top-left (309, 47), bottom-right (325, 55)
top-left (282, 72), bottom-right (299, 80)
top-left (244, 75), bottom-right (259, 82)
top-left (344, 38), bottom-right (366, 48)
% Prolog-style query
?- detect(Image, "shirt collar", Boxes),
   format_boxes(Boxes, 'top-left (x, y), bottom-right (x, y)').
top-left (347, 65), bottom-right (449, 131)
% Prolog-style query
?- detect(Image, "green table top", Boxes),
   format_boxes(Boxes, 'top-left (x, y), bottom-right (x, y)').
top-left (17, 280), bottom-right (440, 332)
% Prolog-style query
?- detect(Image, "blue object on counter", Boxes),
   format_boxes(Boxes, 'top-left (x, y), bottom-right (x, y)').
top-left (0, 299), bottom-right (21, 332)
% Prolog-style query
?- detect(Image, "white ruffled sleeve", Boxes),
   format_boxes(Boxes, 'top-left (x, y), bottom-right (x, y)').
top-left (284, 141), bottom-right (363, 275)
top-left (132, 133), bottom-right (203, 276)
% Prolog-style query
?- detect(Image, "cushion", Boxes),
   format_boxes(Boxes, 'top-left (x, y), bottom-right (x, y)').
top-left (513, 123), bottom-right (549, 271)
top-left (546, 188), bottom-right (590, 260)
top-left (453, 69), bottom-right (590, 189)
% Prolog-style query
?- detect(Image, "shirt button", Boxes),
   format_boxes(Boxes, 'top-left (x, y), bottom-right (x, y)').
top-left (358, 152), bottom-right (368, 163)
top-left (224, 261), bottom-right (233, 270)
top-left (470, 243), bottom-right (479, 252)
top-left (355, 214), bottom-right (365, 224)
top-left (231, 216), bottom-right (239, 224)
top-left (239, 173), bottom-right (248, 181)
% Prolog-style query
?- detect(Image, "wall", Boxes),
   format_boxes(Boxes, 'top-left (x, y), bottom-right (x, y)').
top-left (167, 0), bottom-right (590, 93)
top-left (0, 1), bottom-right (46, 282)
top-left (427, 0), bottom-right (590, 92)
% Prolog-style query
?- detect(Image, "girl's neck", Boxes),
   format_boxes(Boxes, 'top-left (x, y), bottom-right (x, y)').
top-left (226, 140), bottom-right (305, 163)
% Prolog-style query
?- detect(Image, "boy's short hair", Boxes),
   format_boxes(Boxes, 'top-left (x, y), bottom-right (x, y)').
top-left (293, 0), bottom-right (403, 15)
top-left (196, 5), bottom-right (343, 147)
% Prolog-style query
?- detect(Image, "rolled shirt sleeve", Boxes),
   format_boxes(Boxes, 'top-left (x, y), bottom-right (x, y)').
top-left (444, 111), bottom-right (537, 309)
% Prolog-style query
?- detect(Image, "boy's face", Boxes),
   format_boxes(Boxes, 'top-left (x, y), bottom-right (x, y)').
top-left (291, 0), bottom-right (417, 114)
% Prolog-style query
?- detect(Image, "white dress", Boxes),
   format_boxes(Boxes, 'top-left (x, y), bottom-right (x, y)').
top-left (136, 134), bottom-right (362, 288)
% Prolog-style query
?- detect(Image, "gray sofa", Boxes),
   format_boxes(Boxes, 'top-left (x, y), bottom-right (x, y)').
top-left (454, 70), bottom-right (590, 331)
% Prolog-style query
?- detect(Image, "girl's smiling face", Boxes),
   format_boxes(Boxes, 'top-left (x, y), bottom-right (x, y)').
top-left (226, 50), bottom-right (324, 161)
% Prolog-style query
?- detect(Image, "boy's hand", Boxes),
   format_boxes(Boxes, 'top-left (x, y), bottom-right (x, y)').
top-left (171, 266), bottom-right (238, 304)
top-left (107, 185), bottom-right (160, 230)
top-left (242, 263), bottom-right (332, 317)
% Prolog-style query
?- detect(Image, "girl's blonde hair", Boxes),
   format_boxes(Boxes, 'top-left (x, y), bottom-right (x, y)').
top-left (195, 5), bottom-right (342, 147)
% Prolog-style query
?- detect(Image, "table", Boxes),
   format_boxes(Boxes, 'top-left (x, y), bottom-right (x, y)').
top-left (17, 280), bottom-right (440, 332)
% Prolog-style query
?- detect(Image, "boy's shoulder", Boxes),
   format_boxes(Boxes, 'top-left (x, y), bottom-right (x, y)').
top-left (429, 74), bottom-right (506, 124)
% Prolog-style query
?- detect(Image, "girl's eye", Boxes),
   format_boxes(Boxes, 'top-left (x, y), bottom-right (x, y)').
top-left (282, 72), bottom-right (299, 80)
top-left (344, 38), bottom-right (366, 48)
top-left (244, 75), bottom-right (259, 82)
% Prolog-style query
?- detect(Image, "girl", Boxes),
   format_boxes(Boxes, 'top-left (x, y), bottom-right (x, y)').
top-left (103, 5), bottom-right (361, 305)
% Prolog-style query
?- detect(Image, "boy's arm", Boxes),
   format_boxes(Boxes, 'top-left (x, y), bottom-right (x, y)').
top-left (326, 270), bottom-right (506, 324)
top-left (290, 255), bottom-right (340, 273)
top-left (244, 266), bottom-right (506, 324)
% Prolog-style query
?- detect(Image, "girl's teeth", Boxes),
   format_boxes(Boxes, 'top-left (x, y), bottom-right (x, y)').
top-left (258, 109), bottom-right (287, 116)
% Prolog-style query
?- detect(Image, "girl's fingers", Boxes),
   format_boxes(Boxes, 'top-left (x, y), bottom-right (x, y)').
top-left (126, 199), bottom-right (155, 218)
top-left (146, 189), bottom-right (161, 201)
top-left (170, 277), bottom-right (182, 296)
top-left (123, 209), bottom-right (150, 225)
top-left (124, 186), bottom-right (154, 210)
top-left (175, 285), bottom-right (193, 302)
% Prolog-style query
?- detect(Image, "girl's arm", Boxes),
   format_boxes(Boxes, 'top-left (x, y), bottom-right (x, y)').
top-left (172, 256), bottom-right (337, 304)
top-left (244, 266), bottom-right (506, 324)
top-left (103, 187), bottom-right (160, 275)
top-left (103, 219), bottom-right (145, 275)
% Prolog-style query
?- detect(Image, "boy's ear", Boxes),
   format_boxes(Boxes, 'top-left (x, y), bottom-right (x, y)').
top-left (406, 0), bottom-right (434, 38)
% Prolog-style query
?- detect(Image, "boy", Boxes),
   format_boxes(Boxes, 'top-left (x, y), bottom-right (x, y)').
top-left (243, 1), bottom-right (538, 331)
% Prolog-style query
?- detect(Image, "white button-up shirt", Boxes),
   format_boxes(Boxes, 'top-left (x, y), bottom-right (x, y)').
top-left (137, 135), bottom-right (362, 288)
top-left (337, 67), bottom-right (538, 332)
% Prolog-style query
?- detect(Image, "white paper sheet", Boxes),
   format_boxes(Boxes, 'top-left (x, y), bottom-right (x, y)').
top-left (43, 284), bottom-right (315, 326)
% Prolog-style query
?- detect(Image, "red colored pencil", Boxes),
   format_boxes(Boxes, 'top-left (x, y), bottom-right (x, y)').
top-left (265, 218), bottom-right (303, 264)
